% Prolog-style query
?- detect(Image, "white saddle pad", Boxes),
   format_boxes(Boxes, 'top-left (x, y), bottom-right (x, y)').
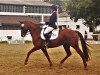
top-left (41, 27), bottom-right (59, 40)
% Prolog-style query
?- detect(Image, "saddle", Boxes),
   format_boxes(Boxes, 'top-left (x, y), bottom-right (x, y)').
top-left (41, 25), bottom-right (59, 40)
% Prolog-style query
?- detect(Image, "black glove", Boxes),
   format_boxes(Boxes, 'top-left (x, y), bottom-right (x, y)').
top-left (45, 22), bottom-right (49, 25)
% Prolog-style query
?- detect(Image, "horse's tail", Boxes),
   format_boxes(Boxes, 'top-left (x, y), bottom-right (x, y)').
top-left (76, 31), bottom-right (90, 61)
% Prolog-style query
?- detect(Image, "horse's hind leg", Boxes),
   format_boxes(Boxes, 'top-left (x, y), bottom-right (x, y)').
top-left (60, 44), bottom-right (71, 65)
top-left (24, 47), bottom-right (37, 65)
top-left (73, 45), bottom-right (87, 69)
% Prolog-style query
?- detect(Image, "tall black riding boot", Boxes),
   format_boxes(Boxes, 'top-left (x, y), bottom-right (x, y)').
top-left (44, 34), bottom-right (50, 47)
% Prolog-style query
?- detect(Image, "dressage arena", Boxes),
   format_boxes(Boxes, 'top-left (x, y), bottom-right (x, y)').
top-left (0, 42), bottom-right (100, 75)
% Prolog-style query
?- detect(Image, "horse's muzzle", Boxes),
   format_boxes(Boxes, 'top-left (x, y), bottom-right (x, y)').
top-left (21, 34), bottom-right (25, 37)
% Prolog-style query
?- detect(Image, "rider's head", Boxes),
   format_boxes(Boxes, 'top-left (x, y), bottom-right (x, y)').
top-left (51, 5), bottom-right (57, 11)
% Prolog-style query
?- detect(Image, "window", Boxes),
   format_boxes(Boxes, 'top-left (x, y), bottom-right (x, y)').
top-left (36, 6), bottom-right (40, 13)
top-left (39, 7), bottom-right (43, 13)
top-left (43, 6), bottom-right (47, 13)
top-left (0, 4), bottom-right (52, 13)
top-left (44, 16), bottom-right (50, 22)
top-left (67, 25), bottom-right (69, 28)
top-left (89, 27), bottom-right (93, 32)
top-left (76, 25), bottom-right (80, 29)
top-left (47, 6), bottom-right (52, 13)
top-left (0, 4), bottom-right (23, 12)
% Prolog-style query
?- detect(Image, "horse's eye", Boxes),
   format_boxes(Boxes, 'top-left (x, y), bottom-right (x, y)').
top-left (21, 24), bottom-right (25, 27)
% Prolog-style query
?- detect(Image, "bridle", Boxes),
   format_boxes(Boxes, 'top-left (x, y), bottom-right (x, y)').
top-left (21, 23), bottom-right (40, 36)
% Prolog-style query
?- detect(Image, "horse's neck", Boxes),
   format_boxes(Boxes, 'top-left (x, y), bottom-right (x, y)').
top-left (29, 26), bottom-right (41, 42)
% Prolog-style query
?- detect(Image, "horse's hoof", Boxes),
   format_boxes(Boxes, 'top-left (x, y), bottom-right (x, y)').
top-left (50, 63), bottom-right (53, 67)
top-left (24, 62), bottom-right (27, 65)
top-left (48, 64), bottom-right (52, 69)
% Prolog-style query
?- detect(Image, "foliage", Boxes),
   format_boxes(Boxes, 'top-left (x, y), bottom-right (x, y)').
top-left (47, 0), bottom-right (67, 13)
top-left (49, 0), bottom-right (62, 6)
top-left (66, 0), bottom-right (100, 31)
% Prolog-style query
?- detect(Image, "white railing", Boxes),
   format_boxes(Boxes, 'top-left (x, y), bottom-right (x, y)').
top-left (1, 34), bottom-right (100, 44)
top-left (0, 36), bottom-right (25, 44)
top-left (86, 34), bottom-right (100, 44)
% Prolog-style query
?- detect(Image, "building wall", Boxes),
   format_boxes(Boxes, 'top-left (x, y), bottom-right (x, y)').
top-left (0, 30), bottom-right (21, 41)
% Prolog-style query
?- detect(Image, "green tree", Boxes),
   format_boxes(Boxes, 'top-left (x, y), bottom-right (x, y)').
top-left (66, 0), bottom-right (100, 31)
top-left (47, 0), bottom-right (66, 13)
top-left (44, 0), bottom-right (68, 12)
top-left (49, 0), bottom-right (62, 5)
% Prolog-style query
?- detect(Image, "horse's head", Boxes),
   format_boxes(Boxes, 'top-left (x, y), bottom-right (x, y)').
top-left (20, 21), bottom-right (40, 37)
top-left (20, 21), bottom-right (29, 37)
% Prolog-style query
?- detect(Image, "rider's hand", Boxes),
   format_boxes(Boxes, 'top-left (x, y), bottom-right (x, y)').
top-left (45, 22), bottom-right (49, 25)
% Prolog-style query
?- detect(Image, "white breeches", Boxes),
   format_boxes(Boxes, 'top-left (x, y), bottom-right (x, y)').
top-left (44, 26), bottom-right (54, 34)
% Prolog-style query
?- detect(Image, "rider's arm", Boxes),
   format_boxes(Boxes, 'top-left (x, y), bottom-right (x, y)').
top-left (49, 12), bottom-right (57, 25)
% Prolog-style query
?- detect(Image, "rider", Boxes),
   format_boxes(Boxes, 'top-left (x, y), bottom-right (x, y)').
top-left (44, 4), bottom-right (57, 46)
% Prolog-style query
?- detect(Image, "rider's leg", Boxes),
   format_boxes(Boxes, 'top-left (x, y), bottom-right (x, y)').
top-left (44, 26), bottom-right (54, 34)
top-left (44, 26), bottom-right (54, 46)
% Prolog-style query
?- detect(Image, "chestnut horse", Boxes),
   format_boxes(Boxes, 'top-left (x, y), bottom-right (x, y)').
top-left (20, 21), bottom-right (90, 69)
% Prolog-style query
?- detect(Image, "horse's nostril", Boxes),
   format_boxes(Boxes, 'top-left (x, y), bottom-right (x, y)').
top-left (21, 34), bottom-right (25, 37)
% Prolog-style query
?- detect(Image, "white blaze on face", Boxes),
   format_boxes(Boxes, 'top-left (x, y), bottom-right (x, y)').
top-left (21, 24), bottom-right (25, 27)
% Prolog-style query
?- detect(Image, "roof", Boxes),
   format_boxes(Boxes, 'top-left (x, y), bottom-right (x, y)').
top-left (0, 15), bottom-right (38, 25)
top-left (0, 0), bottom-right (52, 6)
top-left (59, 11), bottom-right (70, 17)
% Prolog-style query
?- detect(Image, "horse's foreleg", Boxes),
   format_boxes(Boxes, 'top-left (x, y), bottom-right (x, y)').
top-left (24, 47), bottom-right (37, 65)
top-left (41, 48), bottom-right (52, 67)
top-left (60, 45), bottom-right (71, 65)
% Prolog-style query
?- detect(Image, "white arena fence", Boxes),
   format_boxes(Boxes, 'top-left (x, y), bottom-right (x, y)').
top-left (0, 34), bottom-right (100, 44)
top-left (0, 36), bottom-right (25, 44)
top-left (86, 34), bottom-right (100, 44)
